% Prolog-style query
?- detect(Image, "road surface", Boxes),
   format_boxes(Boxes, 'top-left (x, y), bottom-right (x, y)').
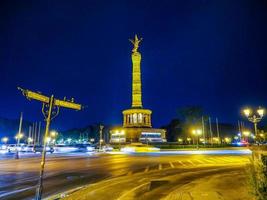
top-left (0, 150), bottom-right (252, 200)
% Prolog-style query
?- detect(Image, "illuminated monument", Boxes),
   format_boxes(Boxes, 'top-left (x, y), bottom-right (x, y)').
top-left (110, 35), bottom-right (166, 143)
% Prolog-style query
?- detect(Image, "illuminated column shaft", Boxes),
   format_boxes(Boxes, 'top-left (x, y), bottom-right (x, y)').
top-left (131, 52), bottom-right (142, 108)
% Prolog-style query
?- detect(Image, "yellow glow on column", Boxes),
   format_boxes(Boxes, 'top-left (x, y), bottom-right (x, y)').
top-left (130, 35), bottom-right (143, 108)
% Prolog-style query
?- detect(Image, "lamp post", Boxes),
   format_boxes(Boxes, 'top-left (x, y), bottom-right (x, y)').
top-left (50, 130), bottom-right (58, 145)
top-left (27, 137), bottom-right (33, 145)
top-left (192, 129), bottom-right (202, 150)
top-left (99, 125), bottom-right (104, 151)
top-left (243, 107), bottom-right (264, 142)
top-left (14, 133), bottom-right (23, 159)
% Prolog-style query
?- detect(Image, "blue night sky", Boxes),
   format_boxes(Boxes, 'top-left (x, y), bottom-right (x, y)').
top-left (0, 0), bottom-right (267, 130)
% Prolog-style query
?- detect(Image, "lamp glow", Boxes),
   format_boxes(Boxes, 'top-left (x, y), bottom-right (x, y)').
top-left (243, 109), bottom-right (251, 117)
top-left (257, 108), bottom-right (264, 117)
top-left (45, 137), bottom-right (51, 143)
top-left (243, 131), bottom-right (250, 137)
top-left (1, 137), bottom-right (8, 143)
top-left (50, 130), bottom-right (58, 138)
top-left (28, 137), bottom-right (33, 143)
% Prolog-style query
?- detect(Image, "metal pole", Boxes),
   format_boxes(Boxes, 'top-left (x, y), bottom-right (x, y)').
top-left (17, 112), bottom-right (23, 146)
top-left (197, 135), bottom-right (199, 150)
top-left (28, 126), bottom-right (32, 145)
top-left (119, 134), bottom-right (121, 150)
top-left (35, 122), bottom-right (38, 144)
top-left (238, 121), bottom-right (241, 141)
top-left (99, 125), bottom-right (104, 151)
top-left (35, 95), bottom-right (54, 200)
top-left (216, 118), bottom-right (220, 144)
top-left (15, 112), bottom-right (23, 159)
top-left (32, 123), bottom-right (35, 145)
top-left (202, 116), bottom-right (205, 146)
top-left (37, 122), bottom-right (41, 145)
top-left (254, 122), bottom-right (257, 138)
top-left (209, 117), bottom-right (213, 145)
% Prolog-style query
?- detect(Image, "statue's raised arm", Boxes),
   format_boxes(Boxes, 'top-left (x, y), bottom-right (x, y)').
top-left (129, 34), bottom-right (143, 53)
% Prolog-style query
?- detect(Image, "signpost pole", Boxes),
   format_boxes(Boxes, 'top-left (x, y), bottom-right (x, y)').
top-left (35, 95), bottom-right (54, 200)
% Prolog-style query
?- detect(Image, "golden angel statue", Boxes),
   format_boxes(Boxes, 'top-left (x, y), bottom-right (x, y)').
top-left (129, 34), bottom-right (143, 53)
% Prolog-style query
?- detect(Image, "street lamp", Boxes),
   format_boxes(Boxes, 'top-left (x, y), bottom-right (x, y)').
top-left (90, 138), bottom-right (95, 143)
top-left (50, 130), bottom-right (58, 145)
top-left (99, 125), bottom-right (104, 151)
top-left (50, 130), bottom-right (58, 138)
top-left (16, 133), bottom-right (24, 146)
top-left (186, 137), bottom-right (192, 144)
top-left (45, 137), bottom-right (51, 144)
top-left (27, 137), bottom-right (33, 144)
top-left (243, 107), bottom-right (264, 142)
top-left (1, 137), bottom-right (8, 144)
top-left (224, 137), bottom-right (231, 144)
top-left (192, 129), bottom-right (202, 150)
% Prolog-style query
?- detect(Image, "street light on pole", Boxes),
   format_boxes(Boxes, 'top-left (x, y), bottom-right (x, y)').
top-left (50, 130), bottom-right (58, 138)
top-left (99, 125), bottom-right (104, 151)
top-left (16, 133), bottom-right (24, 146)
top-left (50, 130), bottom-right (58, 145)
top-left (28, 137), bottom-right (33, 145)
top-left (243, 107), bottom-right (264, 142)
top-left (192, 129), bottom-right (202, 150)
top-left (18, 87), bottom-right (82, 200)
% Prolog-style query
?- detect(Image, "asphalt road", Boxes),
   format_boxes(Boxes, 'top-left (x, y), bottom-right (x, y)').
top-left (0, 151), bottom-right (251, 200)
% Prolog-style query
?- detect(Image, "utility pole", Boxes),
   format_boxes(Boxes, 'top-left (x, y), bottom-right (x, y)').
top-left (15, 112), bottom-right (23, 159)
top-left (28, 126), bottom-right (31, 145)
top-left (35, 122), bottom-right (38, 144)
top-left (18, 87), bottom-right (82, 200)
top-left (17, 112), bottom-right (23, 145)
top-left (37, 122), bottom-right (41, 145)
top-left (99, 125), bottom-right (104, 151)
top-left (202, 116), bottom-right (205, 146)
top-left (216, 118), bottom-right (220, 144)
top-left (209, 117), bottom-right (213, 145)
top-left (32, 122), bottom-right (35, 145)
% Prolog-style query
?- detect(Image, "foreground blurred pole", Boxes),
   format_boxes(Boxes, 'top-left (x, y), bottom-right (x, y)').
top-left (36, 95), bottom-right (53, 200)
top-left (18, 87), bottom-right (82, 200)
top-left (37, 122), bottom-right (41, 145)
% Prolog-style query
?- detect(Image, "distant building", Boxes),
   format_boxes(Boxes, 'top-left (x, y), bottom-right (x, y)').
top-left (110, 35), bottom-right (166, 143)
